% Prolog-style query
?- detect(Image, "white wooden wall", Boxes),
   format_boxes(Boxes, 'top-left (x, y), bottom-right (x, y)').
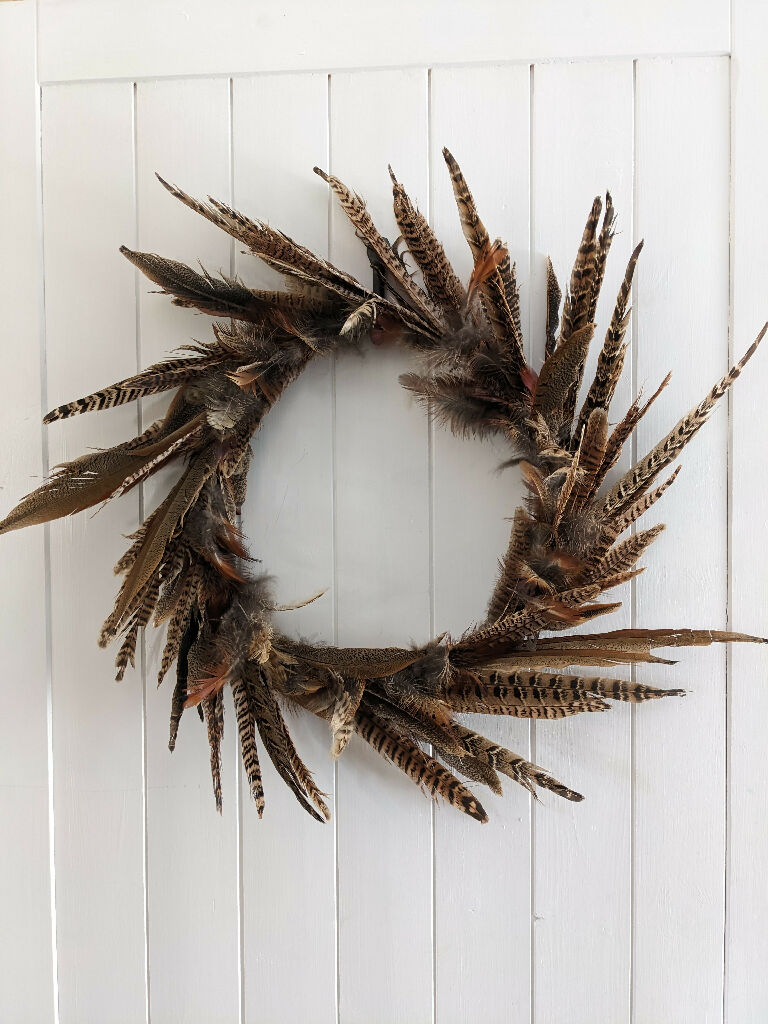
top-left (1, 3), bottom-right (767, 1022)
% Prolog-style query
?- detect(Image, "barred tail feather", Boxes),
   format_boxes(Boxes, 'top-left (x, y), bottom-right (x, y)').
top-left (355, 709), bottom-right (488, 822)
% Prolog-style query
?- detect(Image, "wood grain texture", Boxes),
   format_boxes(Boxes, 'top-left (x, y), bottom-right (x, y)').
top-left (42, 82), bottom-right (148, 1024)
top-left (430, 64), bottom-right (532, 1024)
top-left (37, 0), bottom-right (730, 83)
top-left (0, 5), bottom-right (55, 1021)
top-left (727, 4), bottom-right (768, 1018)
top-left (633, 56), bottom-right (730, 1024)
top-left (330, 68), bottom-right (433, 1024)
top-left (135, 77), bottom-right (241, 1024)
top-left (531, 59), bottom-right (635, 1024)
top-left (233, 73), bottom-right (337, 1024)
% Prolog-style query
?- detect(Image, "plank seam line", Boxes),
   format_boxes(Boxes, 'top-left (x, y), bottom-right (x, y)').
top-left (426, 64), bottom-right (437, 1024)
top-left (629, 55), bottom-right (639, 1024)
top-left (328, 69), bottom-right (341, 1024)
top-left (36, 28), bottom-right (61, 1024)
top-left (230, 74), bottom-right (247, 1024)
top-left (722, 34), bottom-right (735, 1024)
top-left (528, 59), bottom-right (536, 1024)
top-left (36, 50), bottom-right (733, 88)
top-left (132, 79), bottom-right (152, 1024)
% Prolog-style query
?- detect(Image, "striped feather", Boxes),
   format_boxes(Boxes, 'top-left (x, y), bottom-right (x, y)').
top-left (569, 408), bottom-right (609, 510)
top-left (355, 709), bottom-right (488, 823)
top-left (545, 256), bottom-right (562, 358)
top-left (561, 195), bottom-right (602, 342)
top-left (248, 666), bottom-right (329, 822)
top-left (42, 355), bottom-right (224, 423)
top-left (389, 165), bottom-right (466, 318)
top-left (574, 240), bottom-right (642, 444)
top-left (592, 371), bottom-right (671, 495)
top-left (442, 147), bottom-right (526, 371)
top-left (203, 692), bottom-right (224, 813)
top-left (604, 327), bottom-right (766, 517)
top-left (315, 167), bottom-right (442, 335)
top-left (231, 675), bottom-right (265, 816)
top-left (453, 725), bottom-right (583, 802)
top-left (586, 191), bottom-right (616, 322)
top-left (612, 466), bottom-right (681, 535)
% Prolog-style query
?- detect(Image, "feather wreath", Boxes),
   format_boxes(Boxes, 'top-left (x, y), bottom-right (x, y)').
top-left (2, 148), bottom-right (765, 824)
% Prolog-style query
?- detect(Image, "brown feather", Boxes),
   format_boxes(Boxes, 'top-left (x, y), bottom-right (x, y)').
top-left (355, 709), bottom-right (488, 823)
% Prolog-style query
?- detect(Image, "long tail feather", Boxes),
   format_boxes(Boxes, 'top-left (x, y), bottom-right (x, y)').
top-left (42, 355), bottom-right (224, 423)
top-left (231, 675), bottom-right (265, 816)
top-left (454, 724), bottom-right (583, 802)
top-left (605, 327), bottom-right (767, 516)
top-left (355, 708), bottom-right (488, 822)
top-left (442, 147), bottom-right (526, 372)
top-left (389, 165), bottom-right (466, 318)
top-left (574, 240), bottom-right (643, 444)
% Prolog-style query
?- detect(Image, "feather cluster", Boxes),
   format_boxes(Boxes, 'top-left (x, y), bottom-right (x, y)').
top-left (2, 149), bottom-right (765, 824)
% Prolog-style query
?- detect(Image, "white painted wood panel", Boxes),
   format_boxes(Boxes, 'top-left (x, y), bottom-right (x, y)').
top-left (37, 0), bottom-right (730, 84)
top-left (531, 59), bottom-right (635, 1024)
top-left (430, 64), bottom-right (532, 1024)
top-left (0, 6), bottom-right (55, 1022)
top-left (330, 68), bottom-right (434, 1024)
top-left (135, 77), bottom-right (242, 1024)
top-left (233, 73), bottom-right (338, 1024)
top-left (634, 56), bottom-right (730, 1024)
top-left (42, 82), bottom-right (148, 1024)
top-left (5, 25), bottom-right (768, 1024)
top-left (727, 2), bottom-right (768, 1019)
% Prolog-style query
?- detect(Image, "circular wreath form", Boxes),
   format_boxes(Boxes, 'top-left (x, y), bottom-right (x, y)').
top-left (2, 149), bottom-right (765, 823)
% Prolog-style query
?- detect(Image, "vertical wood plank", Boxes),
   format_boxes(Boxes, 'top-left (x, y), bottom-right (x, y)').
top-left (634, 56), bottom-right (730, 1023)
top-left (135, 77), bottom-right (241, 1024)
top-left (0, 5), bottom-right (56, 1021)
top-left (233, 73), bottom-right (337, 1024)
top-left (42, 82), bottom-right (147, 1024)
top-left (36, 0), bottom-right (731, 85)
top-left (330, 68), bottom-right (433, 1024)
top-left (532, 59), bottom-right (635, 1024)
top-left (728, 3), bottom-right (768, 1017)
top-left (430, 64), bottom-right (532, 1024)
